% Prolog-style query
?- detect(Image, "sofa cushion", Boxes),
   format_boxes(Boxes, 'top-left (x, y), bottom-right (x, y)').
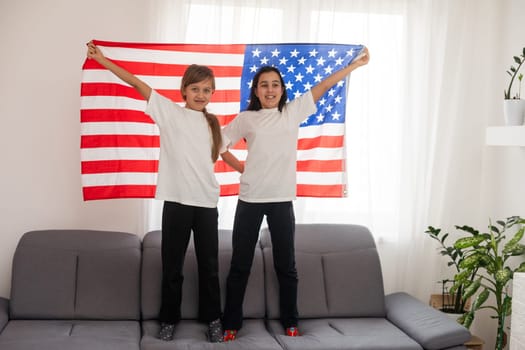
top-left (0, 320), bottom-right (140, 350)
top-left (10, 230), bottom-right (141, 320)
top-left (385, 292), bottom-right (471, 350)
top-left (261, 224), bottom-right (386, 319)
top-left (141, 229), bottom-right (265, 320)
top-left (141, 319), bottom-right (282, 350)
top-left (266, 318), bottom-right (422, 350)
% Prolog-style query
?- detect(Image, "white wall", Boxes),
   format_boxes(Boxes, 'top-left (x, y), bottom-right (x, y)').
top-left (477, 1), bottom-right (525, 348)
top-left (0, 0), bottom-right (154, 298)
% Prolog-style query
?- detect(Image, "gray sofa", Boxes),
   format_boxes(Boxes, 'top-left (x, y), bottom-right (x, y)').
top-left (0, 224), bottom-right (471, 350)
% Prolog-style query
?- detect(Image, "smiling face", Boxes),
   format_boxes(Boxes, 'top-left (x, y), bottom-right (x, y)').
top-left (182, 78), bottom-right (214, 111)
top-left (254, 71), bottom-right (284, 109)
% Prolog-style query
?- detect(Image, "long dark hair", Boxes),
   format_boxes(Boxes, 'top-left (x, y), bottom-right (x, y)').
top-left (247, 66), bottom-right (287, 112)
top-left (181, 64), bottom-right (222, 162)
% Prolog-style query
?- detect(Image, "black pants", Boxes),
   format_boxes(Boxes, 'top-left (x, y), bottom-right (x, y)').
top-left (223, 200), bottom-right (298, 330)
top-left (159, 201), bottom-right (221, 324)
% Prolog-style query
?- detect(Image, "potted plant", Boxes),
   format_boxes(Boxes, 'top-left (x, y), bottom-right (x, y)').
top-left (425, 226), bottom-right (476, 315)
top-left (503, 47), bottom-right (525, 125)
top-left (429, 216), bottom-right (525, 350)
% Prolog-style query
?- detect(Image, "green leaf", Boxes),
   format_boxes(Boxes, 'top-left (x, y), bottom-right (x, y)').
top-left (454, 269), bottom-right (473, 284)
top-left (459, 254), bottom-right (480, 269)
top-left (503, 243), bottom-right (525, 256)
top-left (455, 225), bottom-right (479, 235)
top-left (515, 261), bottom-right (525, 273)
top-left (495, 268), bottom-right (512, 285)
top-left (505, 227), bottom-right (524, 246)
top-left (463, 279), bottom-right (481, 300)
top-left (514, 56), bottom-right (522, 64)
top-left (463, 311), bottom-right (474, 328)
top-left (454, 236), bottom-right (486, 249)
top-left (472, 289), bottom-right (489, 310)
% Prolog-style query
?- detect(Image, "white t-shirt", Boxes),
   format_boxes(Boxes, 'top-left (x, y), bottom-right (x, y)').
top-left (145, 90), bottom-right (223, 208)
top-left (223, 91), bottom-right (317, 203)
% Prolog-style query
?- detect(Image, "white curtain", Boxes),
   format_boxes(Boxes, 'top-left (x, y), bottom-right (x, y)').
top-left (144, 0), bottom-right (501, 300)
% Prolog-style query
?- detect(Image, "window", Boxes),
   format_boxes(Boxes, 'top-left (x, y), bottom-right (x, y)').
top-left (148, 0), bottom-right (405, 241)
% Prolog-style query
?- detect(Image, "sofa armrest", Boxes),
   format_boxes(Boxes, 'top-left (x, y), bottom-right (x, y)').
top-left (385, 292), bottom-right (471, 350)
top-left (0, 297), bottom-right (8, 333)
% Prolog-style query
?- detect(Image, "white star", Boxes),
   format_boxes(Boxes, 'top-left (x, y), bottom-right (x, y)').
top-left (317, 114), bottom-right (325, 123)
top-left (290, 49), bottom-right (300, 57)
top-left (309, 48), bottom-right (318, 57)
top-left (298, 57), bottom-right (306, 64)
top-left (250, 65), bottom-right (258, 73)
top-left (346, 48), bottom-right (355, 57)
top-left (328, 48), bottom-right (337, 57)
top-left (271, 48), bottom-right (280, 57)
top-left (324, 65), bottom-right (334, 74)
top-left (287, 64), bottom-right (296, 73)
top-left (318, 97), bottom-right (327, 106)
top-left (331, 111), bottom-right (341, 120)
top-left (326, 104), bottom-right (333, 112)
top-left (260, 57), bottom-right (269, 65)
top-left (279, 57), bottom-right (288, 65)
top-left (295, 72), bottom-right (304, 82)
top-left (337, 81), bottom-right (344, 87)
top-left (305, 65), bottom-right (315, 74)
top-left (314, 73), bottom-right (323, 82)
top-left (316, 56), bottom-right (326, 66)
top-left (328, 88), bottom-right (336, 97)
top-left (335, 57), bottom-right (344, 65)
top-left (334, 95), bottom-right (342, 103)
top-left (285, 81), bottom-right (294, 90)
top-left (293, 90), bottom-right (302, 98)
top-left (252, 48), bottom-right (261, 57)
top-left (303, 82), bottom-right (313, 91)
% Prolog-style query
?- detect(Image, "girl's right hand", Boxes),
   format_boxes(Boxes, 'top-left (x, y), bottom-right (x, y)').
top-left (86, 40), bottom-right (103, 61)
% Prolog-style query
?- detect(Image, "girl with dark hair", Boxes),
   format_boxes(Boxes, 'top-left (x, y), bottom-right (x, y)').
top-left (86, 41), bottom-right (242, 343)
top-left (221, 48), bottom-right (370, 341)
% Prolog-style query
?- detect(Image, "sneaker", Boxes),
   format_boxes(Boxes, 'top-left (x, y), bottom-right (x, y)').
top-left (207, 318), bottom-right (223, 343)
top-left (223, 329), bottom-right (237, 342)
top-left (158, 322), bottom-right (175, 341)
top-left (286, 327), bottom-right (300, 337)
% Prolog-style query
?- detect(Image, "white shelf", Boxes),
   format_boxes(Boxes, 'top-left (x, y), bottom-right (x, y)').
top-left (486, 126), bottom-right (525, 146)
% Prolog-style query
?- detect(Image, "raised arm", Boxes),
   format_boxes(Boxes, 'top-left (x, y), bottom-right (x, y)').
top-left (86, 41), bottom-right (152, 100)
top-left (310, 47), bottom-right (369, 103)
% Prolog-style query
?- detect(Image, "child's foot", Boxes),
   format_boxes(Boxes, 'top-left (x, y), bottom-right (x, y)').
top-left (286, 326), bottom-right (300, 336)
top-left (207, 318), bottom-right (223, 343)
top-left (223, 329), bottom-right (238, 342)
top-left (158, 322), bottom-right (175, 341)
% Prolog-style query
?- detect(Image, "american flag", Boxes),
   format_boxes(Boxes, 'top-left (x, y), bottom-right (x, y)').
top-left (80, 40), bottom-right (363, 201)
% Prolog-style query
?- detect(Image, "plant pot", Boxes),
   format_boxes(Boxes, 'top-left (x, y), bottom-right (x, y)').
top-left (503, 99), bottom-right (525, 125)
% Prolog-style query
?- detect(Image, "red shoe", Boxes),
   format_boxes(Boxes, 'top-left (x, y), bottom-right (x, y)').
top-left (223, 329), bottom-right (237, 342)
top-left (286, 327), bottom-right (300, 336)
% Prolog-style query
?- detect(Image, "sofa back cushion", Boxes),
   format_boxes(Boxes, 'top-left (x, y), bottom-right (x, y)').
top-left (141, 229), bottom-right (265, 320)
top-left (261, 224), bottom-right (386, 319)
top-left (10, 230), bottom-right (141, 320)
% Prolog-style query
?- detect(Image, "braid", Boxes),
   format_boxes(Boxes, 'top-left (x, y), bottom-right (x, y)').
top-left (202, 108), bottom-right (222, 162)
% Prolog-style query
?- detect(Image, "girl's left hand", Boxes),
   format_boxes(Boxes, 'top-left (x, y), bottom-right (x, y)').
top-left (355, 47), bottom-right (370, 66)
